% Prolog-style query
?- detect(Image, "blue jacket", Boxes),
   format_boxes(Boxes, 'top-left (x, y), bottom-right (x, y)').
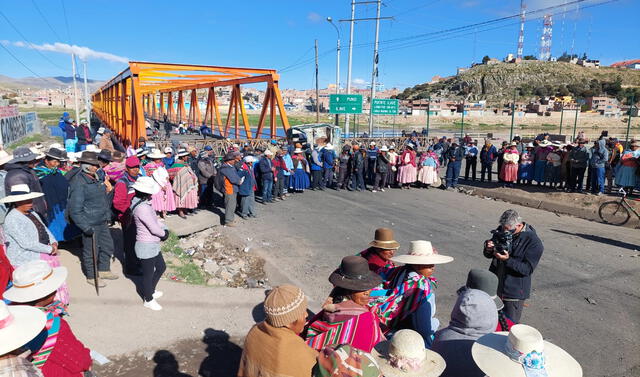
top-left (310, 148), bottom-right (323, 171)
top-left (238, 167), bottom-right (255, 196)
top-left (322, 149), bottom-right (336, 169)
top-left (480, 145), bottom-right (497, 164)
top-left (64, 124), bottom-right (76, 140)
top-left (366, 147), bottom-right (379, 161)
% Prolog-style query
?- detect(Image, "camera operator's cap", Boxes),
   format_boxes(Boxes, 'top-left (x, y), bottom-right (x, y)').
top-left (472, 324), bottom-right (582, 377)
top-left (391, 240), bottom-right (453, 265)
top-left (164, 147), bottom-right (173, 154)
top-left (466, 269), bottom-right (503, 310)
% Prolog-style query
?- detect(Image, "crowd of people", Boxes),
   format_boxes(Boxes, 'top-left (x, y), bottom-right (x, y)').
top-left (0, 112), bottom-right (615, 376)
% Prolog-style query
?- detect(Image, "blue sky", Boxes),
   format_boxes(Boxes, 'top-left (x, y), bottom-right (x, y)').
top-left (0, 0), bottom-right (637, 90)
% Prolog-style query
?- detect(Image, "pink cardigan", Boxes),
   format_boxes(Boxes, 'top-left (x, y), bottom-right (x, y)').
top-left (132, 198), bottom-right (165, 242)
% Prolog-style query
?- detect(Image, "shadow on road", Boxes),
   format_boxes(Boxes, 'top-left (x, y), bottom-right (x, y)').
top-left (153, 350), bottom-right (193, 377)
top-left (198, 328), bottom-right (243, 377)
top-left (550, 229), bottom-right (639, 251)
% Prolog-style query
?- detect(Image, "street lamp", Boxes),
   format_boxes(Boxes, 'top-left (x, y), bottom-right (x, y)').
top-left (327, 16), bottom-right (341, 126)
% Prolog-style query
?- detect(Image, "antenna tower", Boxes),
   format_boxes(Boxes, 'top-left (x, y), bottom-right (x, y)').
top-left (539, 14), bottom-right (553, 61)
top-left (517, 0), bottom-right (526, 60)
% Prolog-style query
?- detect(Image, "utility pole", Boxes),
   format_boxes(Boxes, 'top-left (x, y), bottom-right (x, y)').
top-left (625, 94), bottom-right (635, 144)
top-left (460, 98), bottom-right (466, 138)
top-left (510, 89), bottom-right (517, 141)
top-left (71, 53), bottom-right (80, 123)
top-left (345, 0), bottom-right (356, 136)
top-left (368, 0), bottom-right (382, 136)
top-left (572, 106), bottom-right (579, 141)
top-left (327, 17), bottom-right (341, 127)
top-left (426, 95), bottom-right (431, 138)
top-left (559, 102), bottom-right (564, 134)
top-left (315, 39), bottom-right (320, 123)
top-left (82, 59), bottom-right (91, 121)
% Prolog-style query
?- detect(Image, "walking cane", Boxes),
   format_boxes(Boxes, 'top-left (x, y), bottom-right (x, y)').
top-left (92, 233), bottom-right (100, 296)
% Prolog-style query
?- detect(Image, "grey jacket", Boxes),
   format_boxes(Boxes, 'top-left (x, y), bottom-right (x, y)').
top-left (431, 287), bottom-right (498, 377)
top-left (197, 158), bottom-right (216, 184)
top-left (4, 209), bottom-right (55, 266)
top-left (67, 171), bottom-right (111, 233)
top-left (569, 146), bottom-right (589, 168)
top-left (589, 139), bottom-right (609, 168)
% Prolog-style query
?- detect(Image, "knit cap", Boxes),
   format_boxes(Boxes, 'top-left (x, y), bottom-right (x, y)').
top-left (264, 285), bottom-right (307, 328)
top-left (125, 155), bottom-right (140, 168)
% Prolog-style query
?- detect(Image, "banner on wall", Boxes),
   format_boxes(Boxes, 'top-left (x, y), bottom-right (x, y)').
top-left (0, 112), bottom-right (39, 146)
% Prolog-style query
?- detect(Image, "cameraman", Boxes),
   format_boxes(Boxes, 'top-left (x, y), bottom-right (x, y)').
top-left (483, 209), bottom-right (544, 323)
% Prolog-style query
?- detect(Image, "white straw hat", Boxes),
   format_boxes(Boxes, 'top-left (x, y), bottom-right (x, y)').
top-left (147, 148), bottom-right (165, 159)
top-left (29, 147), bottom-right (45, 160)
top-left (176, 148), bottom-right (189, 157)
top-left (0, 301), bottom-right (46, 355)
top-left (0, 150), bottom-right (13, 166)
top-left (164, 147), bottom-right (173, 154)
top-left (264, 149), bottom-right (274, 156)
top-left (3, 260), bottom-right (68, 303)
top-left (85, 144), bottom-right (98, 152)
top-left (294, 148), bottom-right (304, 154)
top-left (372, 329), bottom-right (446, 377)
top-left (132, 176), bottom-right (161, 195)
top-left (380, 146), bottom-right (389, 152)
top-left (472, 324), bottom-right (582, 377)
top-left (97, 127), bottom-right (105, 134)
top-left (0, 184), bottom-right (44, 204)
top-left (391, 240), bottom-right (453, 265)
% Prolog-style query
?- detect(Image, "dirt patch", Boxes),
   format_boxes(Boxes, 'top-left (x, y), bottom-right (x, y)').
top-left (163, 228), bottom-right (268, 288)
top-left (93, 329), bottom-right (244, 377)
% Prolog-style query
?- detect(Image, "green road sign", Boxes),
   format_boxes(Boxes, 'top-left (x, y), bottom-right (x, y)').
top-left (329, 94), bottom-right (363, 114)
top-left (371, 98), bottom-right (399, 115)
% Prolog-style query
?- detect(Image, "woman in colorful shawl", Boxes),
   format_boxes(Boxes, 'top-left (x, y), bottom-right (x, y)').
top-left (417, 149), bottom-right (440, 187)
top-left (168, 149), bottom-right (198, 219)
top-left (369, 240), bottom-right (453, 348)
top-left (103, 150), bottom-right (126, 184)
top-left (533, 140), bottom-right (552, 185)
top-left (517, 143), bottom-right (535, 185)
top-left (34, 148), bottom-right (80, 242)
top-left (499, 143), bottom-right (519, 187)
top-left (4, 261), bottom-right (92, 377)
top-left (144, 149), bottom-right (176, 218)
top-left (304, 256), bottom-right (385, 353)
top-left (397, 144), bottom-right (417, 188)
top-left (291, 148), bottom-right (310, 192)
top-left (615, 141), bottom-right (639, 192)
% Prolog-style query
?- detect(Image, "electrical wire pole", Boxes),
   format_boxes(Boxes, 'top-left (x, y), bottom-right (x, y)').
top-left (315, 39), bottom-right (320, 123)
top-left (82, 60), bottom-right (91, 121)
top-left (345, 0), bottom-right (356, 136)
top-left (71, 53), bottom-right (80, 123)
top-left (368, 0), bottom-right (382, 136)
top-left (326, 17), bottom-right (341, 127)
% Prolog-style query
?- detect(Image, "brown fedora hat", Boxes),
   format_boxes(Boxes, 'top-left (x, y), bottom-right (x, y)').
top-left (328, 256), bottom-right (382, 291)
top-left (78, 151), bottom-right (100, 166)
top-left (369, 228), bottom-right (400, 249)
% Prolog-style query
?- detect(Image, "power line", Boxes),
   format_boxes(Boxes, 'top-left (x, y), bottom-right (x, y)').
top-left (0, 42), bottom-right (47, 80)
top-left (278, 46), bottom-right (314, 71)
top-left (0, 10), bottom-right (67, 70)
top-left (30, 0), bottom-right (64, 41)
top-left (60, 0), bottom-right (72, 43)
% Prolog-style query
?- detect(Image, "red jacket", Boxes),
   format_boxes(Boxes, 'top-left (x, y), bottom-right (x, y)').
top-left (0, 245), bottom-right (13, 298)
top-left (41, 318), bottom-right (92, 377)
top-left (359, 248), bottom-right (394, 273)
top-left (113, 174), bottom-right (137, 224)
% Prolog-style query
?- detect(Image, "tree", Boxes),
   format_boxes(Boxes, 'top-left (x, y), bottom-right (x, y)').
top-left (482, 55), bottom-right (491, 64)
top-left (557, 85), bottom-right (570, 97)
top-left (523, 55), bottom-right (537, 60)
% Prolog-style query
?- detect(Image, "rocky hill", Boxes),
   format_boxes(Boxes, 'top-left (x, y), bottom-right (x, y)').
top-left (397, 61), bottom-right (640, 104)
top-left (0, 75), bottom-right (104, 91)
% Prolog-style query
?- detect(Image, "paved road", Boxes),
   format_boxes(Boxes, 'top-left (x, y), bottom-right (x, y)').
top-left (235, 187), bottom-right (639, 377)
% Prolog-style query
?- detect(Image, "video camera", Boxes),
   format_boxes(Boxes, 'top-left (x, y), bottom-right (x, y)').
top-left (490, 229), bottom-right (513, 255)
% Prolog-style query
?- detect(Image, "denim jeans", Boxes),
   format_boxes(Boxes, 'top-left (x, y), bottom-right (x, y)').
top-left (591, 166), bottom-right (605, 193)
top-left (262, 179), bottom-right (273, 202)
top-left (351, 169), bottom-right (365, 190)
top-left (445, 161), bottom-right (462, 188)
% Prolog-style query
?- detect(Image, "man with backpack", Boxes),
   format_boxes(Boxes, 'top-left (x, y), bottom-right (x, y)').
top-left (113, 156), bottom-right (142, 276)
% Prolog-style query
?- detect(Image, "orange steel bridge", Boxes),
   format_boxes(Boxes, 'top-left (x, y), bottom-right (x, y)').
top-left (91, 61), bottom-right (290, 146)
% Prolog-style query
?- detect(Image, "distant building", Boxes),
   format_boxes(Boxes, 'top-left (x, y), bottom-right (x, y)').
top-left (585, 96), bottom-right (620, 117)
top-left (486, 58), bottom-right (501, 65)
top-left (610, 59), bottom-right (640, 69)
top-left (577, 59), bottom-right (600, 68)
top-left (456, 67), bottom-right (469, 75)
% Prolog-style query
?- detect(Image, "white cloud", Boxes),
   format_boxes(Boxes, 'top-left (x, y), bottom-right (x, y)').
top-left (352, 78), bottom-right (367, 87)
top-left (461, 1), bottom-right (479, 8)
top-left (6, 41), bottom-right (128, 63)
top-left (307, 12), bottom-right (322, 23)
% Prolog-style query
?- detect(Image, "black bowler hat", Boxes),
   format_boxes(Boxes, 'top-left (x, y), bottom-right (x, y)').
top-left (328, 256), bottom-right (382, 292)
top-left (44, 148), bottom-right (65, 161)
top-left (97, 149), bottom-right (112, 162)
top-left (466, 269), bottom-right (504, 310)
